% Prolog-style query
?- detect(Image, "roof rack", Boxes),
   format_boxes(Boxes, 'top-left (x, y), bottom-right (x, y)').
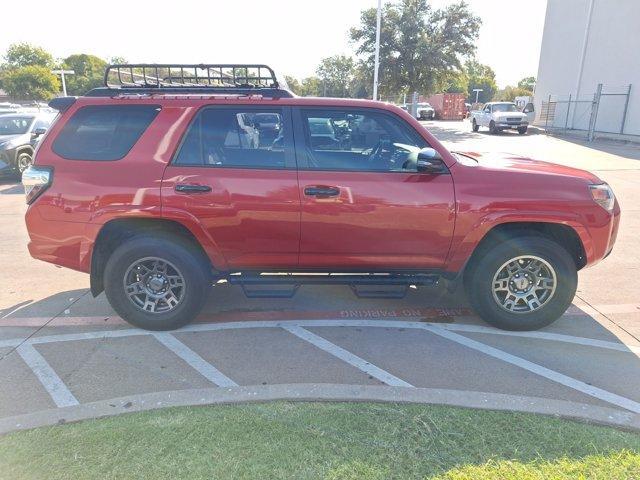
top-left (85, 63), bottom-right (293, 98)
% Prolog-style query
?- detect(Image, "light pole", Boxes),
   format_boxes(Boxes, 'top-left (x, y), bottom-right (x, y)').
top-left (473, 88), bottom-right (483, 104)
top-left (372, 0), bottom-right (382, 100)
top-left (51, 69), bottom-right (75, 96)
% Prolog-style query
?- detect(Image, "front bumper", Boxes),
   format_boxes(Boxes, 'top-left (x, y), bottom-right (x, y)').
top-left (495, 122), bottom-right (528, 129)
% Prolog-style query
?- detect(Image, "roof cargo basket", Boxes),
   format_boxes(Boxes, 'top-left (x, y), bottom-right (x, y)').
top-left (86, 63), bottom-right (293, 98)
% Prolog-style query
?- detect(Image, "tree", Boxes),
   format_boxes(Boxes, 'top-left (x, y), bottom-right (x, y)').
top-left (465, 59), bottom-right (497, 103)
top-left (350, 0), bottom-right (481, 97)
top-left (3, 43), bottom-right (54, 69)
top-left (493, 85), bottom-right (533, 102)
top-left (1, 65), bottom-right (59, 100)
top-left (62, 54), bottom-right (107, 95)
top-left (316, 55), bottom-right (355, 97)
top-left (284, 75), bottom-right (301, 94)
top-left (517, 76), bottom-right (536, 90)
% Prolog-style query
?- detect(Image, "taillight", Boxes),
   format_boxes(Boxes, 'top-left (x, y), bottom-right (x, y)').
top-left (22, 166), bottom-right (53, 204)
top-left (589, 183), bottom-right (615, 212)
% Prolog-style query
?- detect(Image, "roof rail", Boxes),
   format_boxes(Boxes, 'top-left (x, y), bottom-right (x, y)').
top-left (87, 63), bottom-right (293, 98)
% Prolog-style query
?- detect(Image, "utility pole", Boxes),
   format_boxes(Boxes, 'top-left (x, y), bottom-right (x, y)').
top-left (52, 69), bottom-right (75, 96)
top-left (473, 88), bottom-right (483, 104)
top-left (372, 0), bottom-right (382, 100)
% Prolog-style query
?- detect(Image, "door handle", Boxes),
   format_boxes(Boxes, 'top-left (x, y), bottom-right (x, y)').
top-left (304, 186), bottom-right (340, 197)
top-left (175, 184), bottom-right (212, 193)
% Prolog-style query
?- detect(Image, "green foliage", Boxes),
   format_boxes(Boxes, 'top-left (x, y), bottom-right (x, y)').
top-left (493, 85), bottom-right (534, 102)
top-left (1, 65), bottom-right (59, 100)
top-left (285, 75), bottom-right (323, 97)
top-left (3, 43), bottom-right (54, 69)
top-left (465, 59), bottom-right (497, 103)
top-left (316, 55), bottom-right (355, 98)
top-left (350, 0), bottom-right (481, 97)
top-left (518, 76), bottom-right (536, 90)
top-left (62, 54), bottom-right (108, 95)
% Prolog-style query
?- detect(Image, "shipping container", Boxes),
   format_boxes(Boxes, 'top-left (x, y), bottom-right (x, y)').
top-left (423, 93), bottom-right (467, 120)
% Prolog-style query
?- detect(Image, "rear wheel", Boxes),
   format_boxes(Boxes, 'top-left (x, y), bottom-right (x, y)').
top-left (465, 237), bottom-right (577, 331)
top-left (472, 119), bottom-right (479, 132)
top-left (104, 235), bottom-right (210, 330)
top-left (15, 152), bottom-right (32, 174)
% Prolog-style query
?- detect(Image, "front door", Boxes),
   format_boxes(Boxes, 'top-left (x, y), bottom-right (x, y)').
top-left (293, 107), bottom-right (455, 271)
top-left (162, 105), bottom-right (300, 270)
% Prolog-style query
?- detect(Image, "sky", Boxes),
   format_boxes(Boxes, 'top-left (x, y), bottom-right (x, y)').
top-left (0, 0), bottom-right (548, 88)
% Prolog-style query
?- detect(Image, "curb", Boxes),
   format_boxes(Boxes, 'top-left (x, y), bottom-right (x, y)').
top-left (2, 384), bottom-right (639, 435)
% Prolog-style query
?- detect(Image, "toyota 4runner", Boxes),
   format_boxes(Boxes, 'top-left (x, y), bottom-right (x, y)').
top-left (22, 64), bottom-right (620, 331)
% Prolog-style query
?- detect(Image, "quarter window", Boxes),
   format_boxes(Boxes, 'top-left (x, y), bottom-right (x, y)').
top-left (174, 108), bottom-right (286, 168)
top-left (300, 109), bottom-right (428, 172)
top-left (52, 105), bottom-right (160, 161)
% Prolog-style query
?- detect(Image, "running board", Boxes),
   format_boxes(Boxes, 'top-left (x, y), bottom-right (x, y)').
top-left (227, 273), bottom-right (439, 299)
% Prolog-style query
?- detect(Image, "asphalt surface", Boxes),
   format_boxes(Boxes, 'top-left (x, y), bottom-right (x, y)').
top-left (1, 120), bottom-right (639, 433)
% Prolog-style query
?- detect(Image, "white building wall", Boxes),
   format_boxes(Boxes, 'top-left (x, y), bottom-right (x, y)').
top-left (535, 0), bottom-right (640, 136)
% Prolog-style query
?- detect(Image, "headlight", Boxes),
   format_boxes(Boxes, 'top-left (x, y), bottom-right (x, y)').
top-left (589, 183), bottom-right (615, 212)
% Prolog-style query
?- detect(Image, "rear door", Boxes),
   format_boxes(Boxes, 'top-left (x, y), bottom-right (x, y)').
top-left (161, 105), bottom-right (300, 270)
top-left (293, 107), bottom-right (455, 270)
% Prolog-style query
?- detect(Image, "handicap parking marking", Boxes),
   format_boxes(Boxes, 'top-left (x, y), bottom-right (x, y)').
top-left (152, 333), bottom-right (238, 388)
top-left (283, 326), bottom-right (413, 388)
top-left (16, 344), bottom-right (79, 408)
top-left (425, 325), bottom-right (640, 414)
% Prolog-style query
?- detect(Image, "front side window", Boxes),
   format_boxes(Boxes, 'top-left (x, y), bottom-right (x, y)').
top-left (174, 107), bottom-right (286, 168)
top-left (300, 109), bottom-right (428, 172)
top-left (52, 105), bottom-right (160, 161)
top-left (0, 116), bottom-right (33, 135)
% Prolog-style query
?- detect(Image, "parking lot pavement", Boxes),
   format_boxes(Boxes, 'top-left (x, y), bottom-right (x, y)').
top-left (1, 127), bottom-right (640, 433)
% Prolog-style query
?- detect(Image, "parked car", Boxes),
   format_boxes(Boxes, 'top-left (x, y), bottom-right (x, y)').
top-left (0, 113), bottom-right (55, 175)
top-left (416, 103), bottom-right (435, 120)
top-left (23, 63), bottom-right (620, 332)
top-left (470, 102), bottom-right (529, 134)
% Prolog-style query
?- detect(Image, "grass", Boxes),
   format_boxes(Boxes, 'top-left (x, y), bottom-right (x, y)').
top-left (0, 402), bottom-right (639, 479)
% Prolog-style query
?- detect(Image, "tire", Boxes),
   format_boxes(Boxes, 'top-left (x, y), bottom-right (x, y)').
top-left (104, 235), bottom-right (210, 330)
top-left (489, 121), bottom-right (497, 134)
top-left (15, 152), bottom-right (32, 174)
top-left (465, 236), bottom-right (577, 331)
top-left (518, 127), bottom-right (528, 135)
top-left (472, 119), bottom-right (479, 132)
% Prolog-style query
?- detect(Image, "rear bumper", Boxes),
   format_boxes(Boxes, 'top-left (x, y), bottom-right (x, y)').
top-left (25, 206), bottom-right (97, 273)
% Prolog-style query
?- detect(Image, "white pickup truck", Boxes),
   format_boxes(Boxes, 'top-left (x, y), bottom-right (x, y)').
top-left (470, 102), bottom-right (529, 135)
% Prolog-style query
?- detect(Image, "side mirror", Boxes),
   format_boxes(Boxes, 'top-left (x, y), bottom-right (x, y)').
top-left (32, 127), bottom-right (47, 137)
top-left (417, 148), bottom-right (447, 174)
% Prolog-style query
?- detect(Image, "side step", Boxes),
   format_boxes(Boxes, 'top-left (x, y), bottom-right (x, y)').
top-left (226, 273), bottom-right (439, 299)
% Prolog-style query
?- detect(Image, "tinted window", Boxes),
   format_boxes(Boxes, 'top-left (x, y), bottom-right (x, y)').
top-left (174, 107), bottom-right (286, 168)
top-left (0, 116), bottom-right (33, 135)
top-left (52, 105), bottom-right (160, 160)
top-left (300, 109), bottom-right (428, 172)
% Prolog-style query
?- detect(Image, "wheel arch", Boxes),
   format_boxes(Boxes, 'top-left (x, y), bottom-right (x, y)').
top-left (90, 217), bottom-right (216, 297)
top-left (460, 222), bottom-right (587, 288)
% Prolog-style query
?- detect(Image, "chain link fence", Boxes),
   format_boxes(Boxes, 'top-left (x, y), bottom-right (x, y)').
top-left (539, 84), bottom-right (633, 141)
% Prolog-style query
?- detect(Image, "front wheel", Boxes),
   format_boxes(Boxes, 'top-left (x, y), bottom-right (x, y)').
top-left (465, 237), bottom-right (577, 331)
top-left (518, 126), bottom-right (528, 135)
top-left (489, 121), bottom-right (498, 134)
top-left (104, 235), bottom-right (210, 330)
top-left (472, 119), bottom-right (479, 132)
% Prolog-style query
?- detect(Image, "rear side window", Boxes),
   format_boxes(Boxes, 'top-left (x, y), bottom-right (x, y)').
top-left (173, 107), bottom-right (286, 169)
top-left (52, 105), bottom-right (160, 160)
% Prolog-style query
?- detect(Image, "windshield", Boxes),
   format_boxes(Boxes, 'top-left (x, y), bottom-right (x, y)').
top-left (492, 103), bottom-right (519, 113)
top-left (0, 116), bottom-right (33, 135)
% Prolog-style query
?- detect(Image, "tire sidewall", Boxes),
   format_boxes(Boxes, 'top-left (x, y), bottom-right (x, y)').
top-left (467, 237), bottom-right (577, 331)
top-left (104, 236), bottom-right (209, 330)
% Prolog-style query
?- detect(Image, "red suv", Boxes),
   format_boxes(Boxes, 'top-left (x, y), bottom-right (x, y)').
top-left (22, 64), bottom-right (620, 331)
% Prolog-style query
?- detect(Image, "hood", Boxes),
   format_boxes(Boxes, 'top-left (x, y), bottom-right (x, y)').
top-left (454, 151), bottom-right (602, 183)
top-left (0, 133), bottom-right (27, 149)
